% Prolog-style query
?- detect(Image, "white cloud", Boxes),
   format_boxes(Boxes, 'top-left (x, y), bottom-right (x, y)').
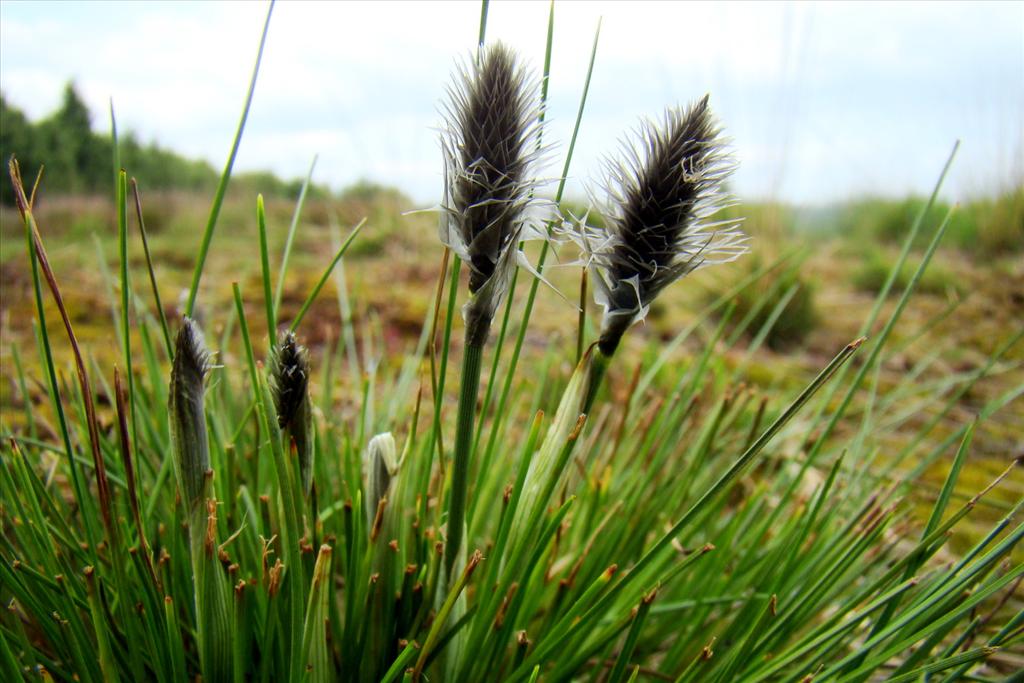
top-left (2, 0), bottom-right (1021, 204)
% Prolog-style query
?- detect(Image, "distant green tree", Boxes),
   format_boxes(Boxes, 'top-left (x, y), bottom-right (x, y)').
top-left (1, 81), bottom-right (333, 204)
top-left (54, 83), bottom-right (106, 191)
top-left (1, 83), bottom-right (105, 201)
top-left (1, 92), bottom-right (43, 204)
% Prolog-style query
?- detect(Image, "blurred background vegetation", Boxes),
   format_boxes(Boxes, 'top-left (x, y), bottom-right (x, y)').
top-left (1, 82), bottom-right (1021, 550)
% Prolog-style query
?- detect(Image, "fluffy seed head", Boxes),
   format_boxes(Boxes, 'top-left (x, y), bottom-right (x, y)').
top-left (579, 97), bottom-right (747, 355)
top-left (439, 42), bottom-right (547, 344)
top-left (169, 317), bottom-right (210, 512)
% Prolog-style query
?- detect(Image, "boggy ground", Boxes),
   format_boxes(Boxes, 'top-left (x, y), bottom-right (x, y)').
top-left (1, 187), bottom-right (1021, 557)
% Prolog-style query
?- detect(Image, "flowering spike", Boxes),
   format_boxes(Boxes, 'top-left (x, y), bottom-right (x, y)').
top-left (440, 41), bottom-right (547, 345)
top-left (269, 330), bottom-right (314, 497)
top-left (169, 317), bottom-right (210, 513)
top-left (578, 97), bottom-right (747, 355)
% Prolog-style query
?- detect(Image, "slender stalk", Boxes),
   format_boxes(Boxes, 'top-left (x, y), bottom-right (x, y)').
top-left (431, 252), bottom-right (461, 499)
top-left (477, 0), bottom-right (489, 49)
top-left (576, 269), bottom-right (588, 364)
top-left (444, 341), bottom-right (485, 575)
top-left (414, 550), bottom-right (484, 679)
top-left (84, 567), bottom-right (119, 683)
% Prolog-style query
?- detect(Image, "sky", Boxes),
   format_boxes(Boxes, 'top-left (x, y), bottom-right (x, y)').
top-left (1, 1), bottom-right (1022, 206)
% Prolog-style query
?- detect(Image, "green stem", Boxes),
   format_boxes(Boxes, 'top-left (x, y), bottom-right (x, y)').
top-left (116, 171), bottom-right (139, 462)
top-left (288, 218), bottom-right (366, 332)
top-left (429, 254), bottom-right (462, 527)
top-left (130, 179), bottom-right (173, 359)
top-left (444, 341), bottom-right (485, 576)
top-left (576, 269), bottom-right (588, 364)
top-left (583, 347), bottom-right (610, 414)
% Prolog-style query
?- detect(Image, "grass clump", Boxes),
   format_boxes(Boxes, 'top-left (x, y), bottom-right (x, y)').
top-left (852, 245), bottom-right (961, 298)
top-left (2, 4), bottom-right (1022, 683)
top-left (835, 191), bottom-right (1024, 259)
top-left (708, 254), bottom-right (819, 351)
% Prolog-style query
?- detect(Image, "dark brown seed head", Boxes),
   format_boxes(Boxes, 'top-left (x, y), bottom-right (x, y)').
top-left (269, 330), bottom-right (310, 429)
top-left (589, 97), bottom-right (746, 355)
top-left (441, 41), bottom-right (543, 295)
top-left (269, 329), bottom-right (314, 496)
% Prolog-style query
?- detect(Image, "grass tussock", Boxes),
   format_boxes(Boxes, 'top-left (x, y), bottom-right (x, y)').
top-left (1, 5), bottom-right (1022, 683)
top-left (831, 190), bottom-right (1024, 258)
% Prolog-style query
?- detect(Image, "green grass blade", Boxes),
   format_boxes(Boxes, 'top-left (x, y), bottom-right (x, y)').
top-left (477, 0), bottom-right (489, 48)
top-left (257, 194), bottom-right (276, 347)
top-left (804, 203), bottom-right (958, 472)
top-left (116, 169), bottom-right (140, 458)
top-left (273, 154), bottom-right (318, 313)
top-left (300, 545), bottom-right (334, 683)
top-left (288, 218), bottom-right (366, 332)
top-left (607, 591), bottom-right (656, 683)
top-left (130, 179), bottom-right (174, 359)
top-left (185, 2), bottom-right (274, 316)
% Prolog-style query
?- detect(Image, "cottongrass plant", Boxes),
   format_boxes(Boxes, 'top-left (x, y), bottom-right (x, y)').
top-left (2, 4), bottom-right (1022, 682)
top-left (585, 96), bottom-right (747, 359)
top-left (517, 97), bottom-right (747, 537)
top-left (438, 40), bottom-right (549, 577)
top-left (269, 330), bottom-right (315, 499)
top-left (169, 319), bottom-right (233, 683)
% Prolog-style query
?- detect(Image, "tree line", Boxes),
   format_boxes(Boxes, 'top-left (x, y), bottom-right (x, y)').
top-left (1, 82), bottom-right (321, 206)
